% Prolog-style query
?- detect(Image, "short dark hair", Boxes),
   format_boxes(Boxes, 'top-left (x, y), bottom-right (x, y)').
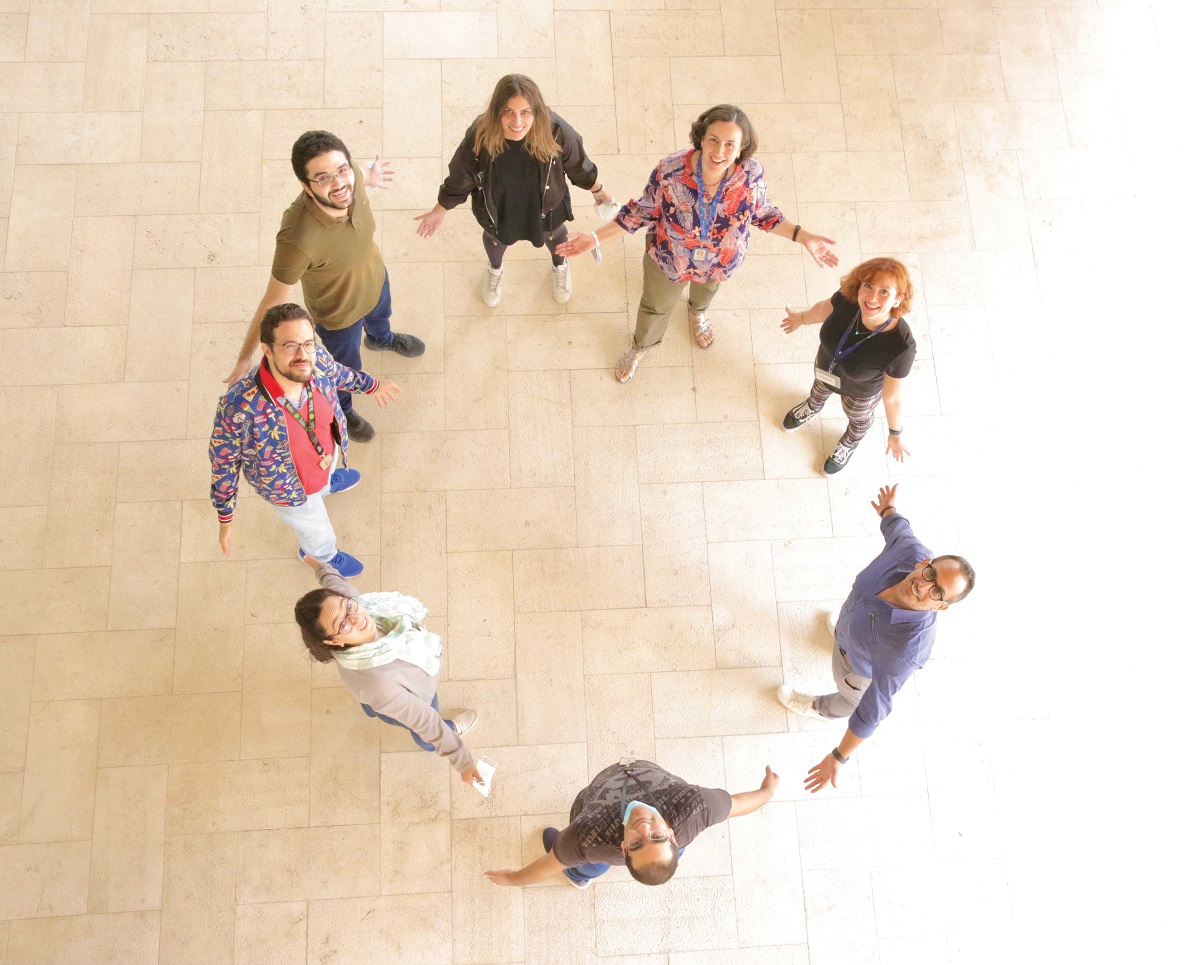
top-left (294, 588), bottom-right (341, 662)
top-left (291, 130), bottom-right (352, 183)
top-left (624, 840), bottom-right (680, 886)
top-left (689, 104), bottom-right (758, 164)
top-left (260, 303), bottom-right (314, 346)
top-left (933, 554), bottom-right (977, 604)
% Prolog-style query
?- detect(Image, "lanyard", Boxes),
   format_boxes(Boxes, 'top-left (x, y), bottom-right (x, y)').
top-left (693, 156), bottom-right (729, 243)
top-left (618, 763), bottom-right (663, 815)
top-left (826, 311), bottom-right (892, 373)
top-left (278, 386), bottom-right (327, 458)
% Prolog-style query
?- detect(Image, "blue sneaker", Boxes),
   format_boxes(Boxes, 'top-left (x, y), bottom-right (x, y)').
top-left (328, 468), bottom-right (361, 494)
top-left (298, 548), bottom-right (364, 578)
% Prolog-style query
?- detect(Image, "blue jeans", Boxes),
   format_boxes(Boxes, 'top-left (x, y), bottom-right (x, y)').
top-left (563, 845), bottom-right (686, 885)
top-left (316, 270), bottom-right (393, 413)
top-left (361, 691), bottom-right (453, 752)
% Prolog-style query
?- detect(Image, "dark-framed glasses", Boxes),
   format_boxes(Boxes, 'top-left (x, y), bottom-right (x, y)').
top-left (920, 564), bottom-right (946, 602)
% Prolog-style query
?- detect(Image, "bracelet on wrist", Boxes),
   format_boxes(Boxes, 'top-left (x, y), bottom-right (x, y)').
top-left (589, 183), bottom-right (604, 194)
top-left (831, 747), bottom-right (849, 765)
top-left (791, 224), bottom-right (801, 243)
top-left (878, 506), bottom-right (894, 517)
top-left (888, 427), bottom-right (902, 436)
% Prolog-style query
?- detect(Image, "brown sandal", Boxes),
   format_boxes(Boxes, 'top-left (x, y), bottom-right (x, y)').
top-left (615, 345), bottom-right (646, 383)
top-left (691, 310), bottom-right (714, 349)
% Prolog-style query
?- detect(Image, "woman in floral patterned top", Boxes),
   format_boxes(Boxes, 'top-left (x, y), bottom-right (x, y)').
top-left (559, 104), bottom-right (839, 382)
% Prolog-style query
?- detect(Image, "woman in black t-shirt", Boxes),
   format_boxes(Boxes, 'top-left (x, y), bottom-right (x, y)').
top-left (780, 258), bottom-right (918, 475)
top-left (414, 74), bottom-right (615, 308)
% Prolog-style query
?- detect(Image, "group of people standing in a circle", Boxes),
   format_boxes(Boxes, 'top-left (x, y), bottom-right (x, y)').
top-left (417, 74), bottom-right (918, 476)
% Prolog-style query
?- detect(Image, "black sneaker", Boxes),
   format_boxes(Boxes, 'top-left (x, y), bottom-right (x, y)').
top-left (782, 400), bottom-right (816, 432)
top-left (364, 333), bottom-right (425, 358)
top-left (344, 408), bottom-right (375, 443)
top-left (823, 442), bottom-right (854, 475)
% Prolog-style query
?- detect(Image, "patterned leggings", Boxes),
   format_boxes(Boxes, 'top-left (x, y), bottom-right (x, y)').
top-left (805, 381), bottom-right (883, 451)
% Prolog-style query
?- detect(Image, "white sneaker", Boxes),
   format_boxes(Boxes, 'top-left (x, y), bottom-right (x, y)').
top-left (824, 611), bottom-right (837, 640)
top-left (776, 684), bottom-right (826, 720)
top-left (482, 267), bottom-right (503, 307)
top-left (551, 263), bottom-right (572, 304)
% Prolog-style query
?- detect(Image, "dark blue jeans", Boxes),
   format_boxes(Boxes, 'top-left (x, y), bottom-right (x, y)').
top-left (361, 691), bottom-right (453, 752)
top-left (316, 270), bottom-right (393, 413)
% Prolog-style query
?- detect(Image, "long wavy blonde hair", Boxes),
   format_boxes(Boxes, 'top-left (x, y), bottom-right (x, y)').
top-left (473, 74), bottom-right (561, 163)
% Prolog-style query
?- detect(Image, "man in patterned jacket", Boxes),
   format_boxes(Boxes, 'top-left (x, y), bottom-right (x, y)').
top-left (210, 303), bottom-right (401, 577)
top-left (483, 759), bottom-right (780, 889)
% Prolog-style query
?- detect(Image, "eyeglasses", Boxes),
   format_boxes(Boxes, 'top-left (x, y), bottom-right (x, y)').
top-left (626, 827), bottom-right (673, 852)
top-left (330, 599), bottom-right (359, 637)
top-left (307, 164), bottom-right (352, 187)
top-left (920, 564), bottom-right (946, 602)
top-left (276, 340), bottom-right (317, 357)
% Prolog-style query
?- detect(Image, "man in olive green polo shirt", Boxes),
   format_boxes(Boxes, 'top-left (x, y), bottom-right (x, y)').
top-left (224, 130), bottom-right (424, 442)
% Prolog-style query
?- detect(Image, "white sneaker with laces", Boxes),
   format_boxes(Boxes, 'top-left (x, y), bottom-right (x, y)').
top-left (482, 267), bottom-right (503, 307)
top-left (551, 263), bottom-right (572, 304)
top-left (776, 684), bottom-right (827, 720)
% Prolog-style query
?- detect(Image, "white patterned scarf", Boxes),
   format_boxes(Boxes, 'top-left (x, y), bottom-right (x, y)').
top-left (331, 591), bottom-right (442, 675)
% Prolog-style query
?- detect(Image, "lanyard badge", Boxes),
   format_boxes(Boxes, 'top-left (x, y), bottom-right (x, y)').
top-left (279, 388), bottom-right (334, 470)
top-left (822, 311), bottom-right (892, 389)
top-left (692, 162), bottom-right (729, 263)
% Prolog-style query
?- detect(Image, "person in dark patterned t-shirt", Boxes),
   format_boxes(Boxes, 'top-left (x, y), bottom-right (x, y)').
top-left (483, 759), bottom-right (780, 889)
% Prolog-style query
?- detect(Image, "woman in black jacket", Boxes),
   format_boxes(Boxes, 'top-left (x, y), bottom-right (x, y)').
top-left (415, 74), bottom-right (614, 307)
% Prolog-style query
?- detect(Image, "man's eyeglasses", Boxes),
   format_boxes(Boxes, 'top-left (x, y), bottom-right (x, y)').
top-left (276, 340), bottom-right (317, 357)
top-left (921, 564), bottom-right (946, 602)
top-left (308, 164), bottom-right (352, 187)
top-left (626, 827), bottom-right (672, 852)
top-left (331, 599), bottom-right (359, 637)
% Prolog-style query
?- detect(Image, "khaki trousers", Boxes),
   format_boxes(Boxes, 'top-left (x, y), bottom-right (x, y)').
top-left (634, 250), bottom-right (721, 349)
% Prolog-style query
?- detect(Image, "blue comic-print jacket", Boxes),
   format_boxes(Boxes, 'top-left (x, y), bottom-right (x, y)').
top-left (209, 348), bottom-right (377, 521)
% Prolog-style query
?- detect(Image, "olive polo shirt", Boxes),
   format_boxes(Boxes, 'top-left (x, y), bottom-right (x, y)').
top-left (271, 162), bottom-right (386, 332)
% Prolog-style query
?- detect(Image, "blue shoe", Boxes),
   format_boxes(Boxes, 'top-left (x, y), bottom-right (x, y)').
top-left (298, 548), bottom-right (364, 578)
top-left (328, 468), bottom-right (361, 494)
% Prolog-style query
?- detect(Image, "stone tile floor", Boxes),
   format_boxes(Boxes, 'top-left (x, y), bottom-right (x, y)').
top-left (0, 0), bottom-right (1178, 962)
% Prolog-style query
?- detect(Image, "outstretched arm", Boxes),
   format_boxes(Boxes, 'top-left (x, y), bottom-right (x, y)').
top-left (484, 851), bottom-right (569, 887)
top-left (805, 729), bottom-right (865, 794)
top-left (728, 765), bottom-right (781, 817)
top-left (881, 375), bottom-right (910, 462)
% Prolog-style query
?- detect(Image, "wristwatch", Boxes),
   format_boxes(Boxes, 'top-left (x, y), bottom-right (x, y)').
top-left (831, 747), bottom-right (849, 765)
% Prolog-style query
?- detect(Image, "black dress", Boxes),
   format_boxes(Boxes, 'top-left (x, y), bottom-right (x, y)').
top-left (490, 139), bottom-right (569, 246)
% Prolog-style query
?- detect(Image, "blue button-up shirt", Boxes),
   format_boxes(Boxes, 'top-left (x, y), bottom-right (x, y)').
top-left (836, 513), bottom-right (938, 739)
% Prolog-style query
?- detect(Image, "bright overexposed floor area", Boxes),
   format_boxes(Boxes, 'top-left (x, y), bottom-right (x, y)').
top-left (0, 1), bottom-right (1178, 962)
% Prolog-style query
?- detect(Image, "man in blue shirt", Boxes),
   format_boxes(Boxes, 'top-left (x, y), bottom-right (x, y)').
top-left (777, 483), bottom-right (976, 793)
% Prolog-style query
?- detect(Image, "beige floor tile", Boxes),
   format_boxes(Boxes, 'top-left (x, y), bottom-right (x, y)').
top-left (513, 545), bottom-right (645, 612)
top-left (24, 0), bottom-right (88, 61)
top-left (899, 103), bottom-right (966, 201)
top-left (240, 689), bottom-right (310, 759)
top-left (43, 439), bottom-right (115, 566)
top-left (611, 11), bottom-right (722, 57)
top-left (832, 7), bottom-right (943, 56)
top-left (451, 816), bottom-right (525, 963)
top-left (554, 11), bottom-right (615, 106)
top-left (6, 911), bottom-right (161, 965)
top-left (777, 10), bottom-right (838, 104)
top-left (573, 425), bottom-right (642, 546)
top-left (238, 824), bottom-right (380, 903)
top-left (379, 490), bottom-right (447, 615)
top-left (384, 10), bottom-right (497, 58)
top-left (160, 832), bottom-right (237, 965)
top-left (594, 876), bottom-right (739, 956)
top-left (233, 901), bottom-right (307, 965)
top-left (0, 271), bottom-right (66, 329)
top-left (0, 568), bottom-right (110, 635)
top-left (652, 668), bottom-right (787, 738)
top-left (241, 623), bottom-right (312, 694)
top-left (17, 112), bottom-right (140, 165)
top-left (166, 757), bottom-right (308, 834)
top-left (669, 56), bottom-right (784, 104)
top-left (583, 607), bottom-right (715, 675)
top-left (514, 610), bottom-right (585, 745)
top-left (309, 893), bottom-right (453, 964)
top-left (0, 14), bottom-right (25, 62)
top-left (940, 7), bottom-right (997, 55)
top-left (452, 741), bottom-right (589, 820)
top-left (0, 771), bottom-right (19, 843)
top-left (571, 366), bottom-right (697, 428)
top-left (0, 63), bottom-right (83, 113)
top-left (793, 151), bottom-right (909, 203)
top-left (107, 501), bottom-right (180, 631)
top-left (199, 111), bottom-right (263, 214)
top-left (0, 505), bottom-right (45, 568)
top-left (584, 672), bottom-right (656, 776)
top-left (5, 165), bottom-right (75, 272)
top-left (126, 268), bottom-right (194, 380)
top-left (523, 885), bottom-right (598, 964)
top-left (0, 386), bottom-right (55, 507)
top-left (63, 215), bottom-right (134, 325)
top-left (140, 63), bottom-right (203, 161)
top-left (149, 12), bottom-right (266, 60)
top-left (309, 686), bottom-right (380, 826)
top-left (443, 314), bottom-right (509, 428)
top-left (772, 536), bottom-right (877, 603)
top-left (636, 422), bottom-right (762, 485)
top-left (639, 482), bottom-right (709, 607)
top-left (893, 53), bottom-right (1006, 102)
top-left (99, 692), bottom-right (241, 766)
top-left (498, 0), bottom-right (554, 56)
top-left (205, 59), bottom-right (326, 112)
top-left (803, 866), bottom-right (881, 964)
top-left (447, 486), bottom-right (577, 552)
top-left (614, 57), bottom-right (676, 155)
top-left (691, 309), bottom-right (758, 423)
top-left (730, 802), bottom-right (807, 946)
top-left (19, 699), bottom-right (100, 843)
top-left (380, 750), bottom-right (450, 894)
top-left (325, 12), bottom-right (383, 108)
top-left (383, 59), bottom-right (440, 157)
top-left (83, 13), bottom-right (149, 111)
top-left (508, 369), bottom-right (574, 487)
top-left (704, 478), bottom-right (832, 542)
top-left (247, 555), bottom-right (347, 624)
top-left (381, 427), bottom-right (508, 489)
top-left (855, 201), bottom-right (973, 252)
top-left (709, 541), bottom-right (780, 668)
top-left (88, 765), bottom-right (167, 913)
top-left (954, 101), bottom-right (1070, 151)
top-left (32, 629), bottom-right (174, 701)
top-left (135, 213), bottom-right (259, 268)
top-left (446, 550), bottom-right (515, 679)
top-left (0, 840), bottom-right (91, 920)
top-left (0, 327), bottom-right (127, 387)
top-left (174, 561), bottom-right (245, 693)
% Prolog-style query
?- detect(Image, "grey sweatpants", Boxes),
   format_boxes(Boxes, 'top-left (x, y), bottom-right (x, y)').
top-left (814, 639), bottom-right (873, 719)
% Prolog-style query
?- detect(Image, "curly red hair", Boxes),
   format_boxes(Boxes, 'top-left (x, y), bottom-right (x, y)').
top-left (838, 258), bottom-right (913, 319)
